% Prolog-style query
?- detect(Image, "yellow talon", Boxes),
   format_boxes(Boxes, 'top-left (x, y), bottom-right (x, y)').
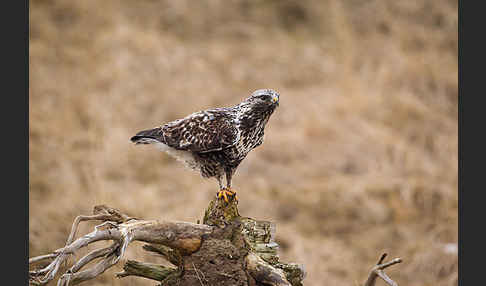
top-left (217, 188), bottom-right (238, 203)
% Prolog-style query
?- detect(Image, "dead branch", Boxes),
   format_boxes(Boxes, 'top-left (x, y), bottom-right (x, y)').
top-left (68, 242), bottom-right (119, 274)
top-left (364, 253), bottom-right (403, 286)
top-left (115, 260), bottom-right (177, 281)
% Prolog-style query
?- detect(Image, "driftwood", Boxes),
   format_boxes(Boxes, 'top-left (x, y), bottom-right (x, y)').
top-left (29, 196), bottom-right (402, 285)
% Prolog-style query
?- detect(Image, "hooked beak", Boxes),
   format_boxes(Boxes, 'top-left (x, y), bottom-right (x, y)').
top-left (271, 93), bottom-right (280, 105)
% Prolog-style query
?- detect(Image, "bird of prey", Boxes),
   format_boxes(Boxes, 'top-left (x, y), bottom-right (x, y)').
top-left (130, 89), bottom-right (280, 202)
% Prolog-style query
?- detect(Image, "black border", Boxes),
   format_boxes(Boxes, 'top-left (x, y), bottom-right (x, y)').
top-left (459, 0), bottom-right (479, 285)
top-left (8, 0), bottom-right (29, 284)
top-left (0, 0), bottom-right (29, 283)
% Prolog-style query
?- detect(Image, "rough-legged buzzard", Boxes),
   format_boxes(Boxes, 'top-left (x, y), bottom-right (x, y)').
top-left (131, 89), bottom-right (280, 202)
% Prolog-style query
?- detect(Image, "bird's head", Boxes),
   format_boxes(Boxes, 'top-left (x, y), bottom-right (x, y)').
top-left (238, 89), bottom-right (279, 127)
top-left (243, 89), bottom-right (280, 110)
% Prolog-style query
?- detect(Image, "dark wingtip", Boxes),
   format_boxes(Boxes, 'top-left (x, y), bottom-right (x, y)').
top-left (130, 135), bottom-right (152, 144)
top-left (130, 134), bottom-right (160, 145)
top-left (130, 127), bottom-right (163, 144)
top-left (130, 135), bottom-right (140, 142)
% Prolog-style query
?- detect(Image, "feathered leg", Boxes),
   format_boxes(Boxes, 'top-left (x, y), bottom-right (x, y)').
top-left (216, 173), bottom-right (232, 203)
top-left (224, 168), bottom-right (238, 202)
top-left (216, 174), bottom-right (224, 190)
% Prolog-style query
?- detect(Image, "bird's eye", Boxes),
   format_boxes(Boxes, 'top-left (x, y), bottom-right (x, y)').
top-left (257, 94), bottom-right (271, 101)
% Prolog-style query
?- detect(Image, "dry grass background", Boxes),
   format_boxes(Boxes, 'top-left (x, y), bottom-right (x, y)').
top-left (29, 1), bottom-right (458, 285)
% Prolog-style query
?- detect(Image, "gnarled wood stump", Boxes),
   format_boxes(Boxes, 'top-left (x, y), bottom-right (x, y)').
top-left (29, 197), bottom-right (305, 286)
top-left (150, 196), bottom-right (306, 286)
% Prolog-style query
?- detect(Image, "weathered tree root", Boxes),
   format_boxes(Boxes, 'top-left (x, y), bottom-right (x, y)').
top-left (29, 198), bottom-right (402, 286)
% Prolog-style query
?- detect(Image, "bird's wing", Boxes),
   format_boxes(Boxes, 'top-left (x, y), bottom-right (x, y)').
top-left (160, 109), bottom-right (240, 153)
top-left (161, 110), bottom-right (240, 152)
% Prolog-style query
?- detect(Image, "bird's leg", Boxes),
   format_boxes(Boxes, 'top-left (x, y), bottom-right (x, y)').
top-left (224, 169), bottom-right (238, 202)
top-left (216, 170), bottom-right (237, 203)
top-left (216, 174), bottom-right (224, 190)
top-left (216, 174), bottom-right (232, 203)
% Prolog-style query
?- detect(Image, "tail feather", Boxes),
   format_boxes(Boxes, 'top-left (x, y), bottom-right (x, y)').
top-left (130, 127), bottom-right (164, 144)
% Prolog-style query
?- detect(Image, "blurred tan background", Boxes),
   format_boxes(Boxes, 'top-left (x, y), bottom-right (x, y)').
top-left (29, 1), bottom-right (458, 285)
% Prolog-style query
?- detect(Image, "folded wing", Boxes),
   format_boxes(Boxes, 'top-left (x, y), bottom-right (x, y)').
top-left (131, 110), bottom-right (240, 153)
